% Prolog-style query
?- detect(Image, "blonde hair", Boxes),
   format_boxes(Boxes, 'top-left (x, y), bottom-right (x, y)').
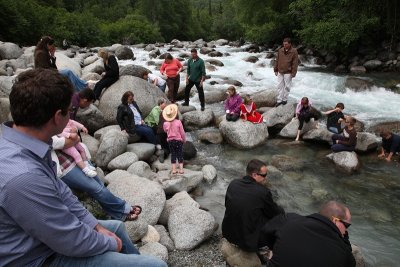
top-left (98, 48), bottom-right (109, 62)
top-left (243, 94), bottom-right (252, 105)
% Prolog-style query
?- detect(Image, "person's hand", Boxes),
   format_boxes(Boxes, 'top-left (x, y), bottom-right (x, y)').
top-left (378, 153), bottom-right (385, 158)
top-left (385, 157), bottom-right (391, 162)
top-left (95, 224), bottom-right (122, 252)
top-left (336, 140), bottom-right (339, 144)
top-left (69, 132), bottom-right (78, 139)
top-left (274, 72), bottom-right (278, 76)
top-left (200, 81), bottom-right (204, 87)
top-left (101, 72), bottom-right (105, 77)
top-left (81, 127), bottom-right (88, 134)
top-left (141, 120), bottom-right (145, 125)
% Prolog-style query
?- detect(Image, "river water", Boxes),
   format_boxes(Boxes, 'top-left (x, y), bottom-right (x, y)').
top-left (122, 45), bottom-right (400, 266)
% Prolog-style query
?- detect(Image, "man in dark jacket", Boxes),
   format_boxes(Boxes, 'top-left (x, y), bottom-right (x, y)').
top-left (222, 159), bottom-right (284, 252)
top-left (379, 130), bottom-right (400, 162)
top-left (259, 201), bottom-right (356, 267)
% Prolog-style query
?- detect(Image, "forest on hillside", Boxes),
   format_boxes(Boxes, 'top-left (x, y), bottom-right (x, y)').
top-left (0, 0), bottom-right (399, 55)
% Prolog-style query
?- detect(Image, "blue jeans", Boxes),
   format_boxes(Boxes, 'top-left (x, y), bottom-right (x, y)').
top-left (61, 166), bottom-right (129, 220)
top-left (59, 69), bottom-right (87, 92)
top-left (49, 220), bottom-right (167, 267)
top-left (158, 83), bottom-right (166, 92)
top-left (331, 134), bottom-right (355, 152)
top-left (328, 126), bottom-right (339, 134)
top-left (135, 124), bottom-right (157, 145)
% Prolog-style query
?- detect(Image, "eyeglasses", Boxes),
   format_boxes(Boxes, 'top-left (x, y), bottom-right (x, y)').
top-left (257, 172), bottom-right (268, 177)
top-left (332, 216), bottom-right (351, 229)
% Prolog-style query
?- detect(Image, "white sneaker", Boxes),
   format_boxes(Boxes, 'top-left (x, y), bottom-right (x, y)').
top-left (156, 144), bottom-right (162, 150)
top-left (84, 161), bottom-right (96, 170)
top-left (82, 167), bottom-right (97, 177)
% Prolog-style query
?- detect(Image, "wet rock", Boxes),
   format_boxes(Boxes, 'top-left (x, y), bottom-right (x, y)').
top-left (0, 76), bottom-right (14, 96)
top-left (82, 58), bottom-right (104, 75)
top-left (145, 44), bottom-right (156, 51)
top-left (220, 238), bottom-right (262, 267)
top-left (208, 51), bottom-right (223, 57)
top-left (205, 90), bottom-right (226, 104)
top-left (158, 191), bottom-right (200, 225)
top-left (279, 118), bottom-right (317, 138)
top-left (139, 242), bottom-right (168, 262)
top-left (115, 46), bottom-right (134, 60)
top-left (363, 60), bottom-right (382, 70)
top-left (98, 76), bottom-right (165, 125)
top-left (219, 119), bottom-right (269, 149)
top-left (334, 65), bottom-right (347, 73)
top-left (182, 110), bottom-right (214, 131)
top-left (302, 127), bottom-right (334, 145)
top-left (126, 143), bottom-right (156, 161)
top-left (244, 56), bottom-right (259, 63)
top-left (198, 129), bottom-right (223, 144)
top-left (81, 134), bottom-right (100, 162)
top-left (200, 47), bottom-right (214, 54)
top-left (311, 188), bottom-right (329, 202)
top-left (251, 89), bottom-right (278, 108)
top-left (355, 132), bottom-right (380, 152)
top-left (107, 152), bottom-right (139, 171)
top-left (266, 165), bottom-right (283, 180)
top-left (0, 97), bottom-right (10, 123)
top-left (368, 121), bottom-right (400, 134)
top-left (154, 225), bottom-right (175, 251)
top-left (345, 77), bottom-right (374, 91)
top-left (263, 102), bottom-right (296, 128)
top-left (55, 52), bottom-right (82, 77)
top-left (95, 129), bottom-right (128, 168)
top-left (326, 152), bottom-right (360, 173)
top-left (127, 161), bottom-right (156, 179)
top-left (271, 154), bottom-right (305, 171)
top-left (206, 64), bottom-right (217, 72)
top-left (75, 104), bottom-right (106, 133)
top-left (202, 165), bottom-right (217, 184)
top-left (155, 169), bottom-right (204, 195)
top-left (205, 59), bottom-right (224, 67)
top-left (0, 42), bottom-right (23, 59)
top-left (219, 79), bottom-right (243, 87)
top-left (352, 245), bottom-right (366, 267)
top-left (119, 64), bottom-right (151, 78)
top-left (350, 66), bottom-right (367, 74)
top-left (168, 205), bottom-right (215, 250)
top-left (265, 52), bottom-right (275, 59)
top-left (142, 225), bottom-right (160, 244)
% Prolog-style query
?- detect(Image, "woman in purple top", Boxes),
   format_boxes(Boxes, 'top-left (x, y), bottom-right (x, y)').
top-left (224, 86), bottom-right (243, 121)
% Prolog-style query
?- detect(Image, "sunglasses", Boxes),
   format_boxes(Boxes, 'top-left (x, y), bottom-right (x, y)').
top-left (257, 172), bottom-right (268, 177)
top-left (332, 216), bottom-right (351, 229)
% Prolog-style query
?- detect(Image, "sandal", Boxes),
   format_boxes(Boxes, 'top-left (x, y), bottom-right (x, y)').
top-left (125, 213), bottom-right (138, 221)
top-left (178, 170), bottom-right (184, 174)
top-left (171, 170), bottom-right (177, 175)
top-left (130, 205), bottom-right (142, 215)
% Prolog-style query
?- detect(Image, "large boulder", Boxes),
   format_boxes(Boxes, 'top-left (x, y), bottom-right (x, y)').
top-left (107, 152), bottom-right (139, 171)
top-left (0, 76), bottom-right (14, 97)
top-left (55, 52), bottom-right (82, 77)
top-left (251, 90), bottom-right (278, 108)
top-left (363, 60), bottom-right (383, 70)
top-left (168, 205), bottom-right (215, 250)
top-left (200, 47), bottom-right (214, 54)
top-left (115, 46), bottom-right (134, 60)
top-left (344, 77), bottom-right (374, 92)
top-left (219, 79), bottom-right (243, 87)
top-left (215, 39), bottom-right (229, 46)
top-left (205, 59), bottom-right (224, 67)
top-left (119, 64), bottom-right (151, 78)
top-left (97, 76), bottom-right (166, 125)
top-left (94, 125), bottom-right (141, 143)
top-left (127, 161), bottom-right (156, 179)
top-left (75, 104), bottom-right (106, 133)
top-left (95, 129), bottom-right (128, 168)
top-left (158, 191), bottom-right (200, 225)
top-left (155, 169), bottom-right (204, 195)
top-left (182, 110), bottom-right (214, 131)
top-left (326, 152), bottom-right (360, 173)
top-left (279, 118), bottom-right (317, 138)
top-left (368, 121), bottom-right (400, 134)
top-left (154, 225), bottom-right (175, 251)
top-left (263, 102), bottom-right (296, 128)
top-left (205, 90), bottom-right (227, 104)
top-left (81, 134), bottom-right (100, 162)
top-left (139, 242), bottom-right (168, 263)
top-left (0, 42), bottom-right (23, 59)
top-left (302, 127), bottom-right (334, 144)
top-left (355, 132), bottom-right (380, 152)
top-left (209, 51), bottom-right (223, 57)
top-left (82, 58), bottom-right (104, 76)
top-left (0, 97), bottom-right (10, 123)
top-left (219, 119), bottom-right (269, 149)
top-left (126, 143), bottom-right (156, 161)
top-left (108, 174), bottom-right (166, 230)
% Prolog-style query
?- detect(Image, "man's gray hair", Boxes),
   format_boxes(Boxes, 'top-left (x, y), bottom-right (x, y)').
top-left (319, 201), bottom-right (348, 220)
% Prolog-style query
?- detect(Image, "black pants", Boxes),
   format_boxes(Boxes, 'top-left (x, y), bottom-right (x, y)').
top-left (226, 113), bottom-right (240, 121)
top-left (185, 80), bottom-right (205, 108)
top-left (168, 140), bottom-right (184, 163)
top-left (298, 111), bottom-right (319, 130)
top-left (93, 76), bottom-right (118, 100)
top-left (166, 75), bottom-right (180, 103)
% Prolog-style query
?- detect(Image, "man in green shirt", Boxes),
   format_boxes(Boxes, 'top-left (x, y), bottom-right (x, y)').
top-left (183, 48), bottom-right (206, 111)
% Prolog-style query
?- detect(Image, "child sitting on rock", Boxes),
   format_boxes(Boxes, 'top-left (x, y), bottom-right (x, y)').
top-left (240, 94), bottom-right (264, 124)
top-left (59, 119), bottom-right (97, 177)
top-left (163, 104), bottom-right (186, 175)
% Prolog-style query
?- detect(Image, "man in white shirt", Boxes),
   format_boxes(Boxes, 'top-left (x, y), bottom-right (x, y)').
top-left (143, 71), bottom-right (166, 92)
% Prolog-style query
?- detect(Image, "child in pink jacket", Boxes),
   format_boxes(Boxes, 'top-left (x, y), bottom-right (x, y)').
top-left (162, 104), bottom-right (186, 175)
top-left (59, 119), bottom-right (97, 177)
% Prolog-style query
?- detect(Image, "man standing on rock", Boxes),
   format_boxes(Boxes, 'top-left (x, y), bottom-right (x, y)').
top-left (183, 48), bottom-right (206, 111)
top-left (274, 37), bottom-right (298, 107)
top-left (0, 69), bottom-right (167, 267)
top-left (258, 201), bottom-right (356, 267)
top-left (221, 159), bottom-right (284, 265)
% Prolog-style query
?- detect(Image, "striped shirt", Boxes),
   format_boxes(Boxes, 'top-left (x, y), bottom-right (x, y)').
top-left (0, 122), bottom-right (117, 267)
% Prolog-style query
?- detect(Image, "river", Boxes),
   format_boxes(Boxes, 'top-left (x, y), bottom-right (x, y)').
top-left (122, 44), bottom-right (400, 266)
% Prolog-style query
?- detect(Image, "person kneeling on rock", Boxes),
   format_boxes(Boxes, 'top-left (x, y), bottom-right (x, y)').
top-left (162, 104), bottom-right (186, 175)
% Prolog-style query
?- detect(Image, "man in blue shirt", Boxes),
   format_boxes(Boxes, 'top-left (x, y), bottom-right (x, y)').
top-left (0, 69), bottom-right (166, 267)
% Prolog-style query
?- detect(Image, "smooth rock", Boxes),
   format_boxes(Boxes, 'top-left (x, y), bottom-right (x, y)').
top-left (119, 64), bottom-right (151, 78)
top-left (94, 125), bottom-right (121, 140)
top-left (251, 90), bottom-right (278, 108)
top-left (125, 220), bottom-right (148, 242)
top-left (219, 79), bottom-right (243, 87)
top-left (0, 97), bottom-right (10, 123)
top-left (205, 90), bottom-right (227, 104)
top-left (55, 52), bottom-right (82, 77)
top-left (142, 225), bottom-right (160, 244)
top-left (271, 154), bottom-right (305, 171)
top-left (219, 119), bottom-right (269, 149)
top-left (178, 104), bottom-right (196, 114)
top-left (205, 59), bottom-right (224, 67)
top-left (154, 225), bottom-right (175, 251)
top-left (0, 76), bottom-right (14, 97)
top-left (75, 104), bottom-right (106, 133)
top-left (215, 39), bottom-right (229, 46)
top-left (81, 134), bottom-right (100, 162)
top-left (264, 102), bottom-right (296, 128)
top-left (220, 238), bottom-right (262, 267)
top-left (202, 165), bottom-right (217, 184)
top-left (139, 242), bottom-right (168, 263)
top-left (279, 118), bottom-right (317, 138)
top-left (156, 169), bottom-right (204, 195)
top-left (355, 132), bottom-right (380, 152)
top-left (326, 152), bottom-right (360, 173)
top-left (182, 110), bottom-right (214, 131)
top-left (82, 58), bottom-right (104, 75)
top-left (168, 205), bottom-right (215, 250)
top-left (200, 47), bottom-right (214, 54)
top-left (127, 161), bottom-right (156, 179)
top-left (104, 169), bottom-right (132, 185)
top-left (244, 56), bottom-right (259, 63)
top-left (0, 42), bottom-right (23, 59)
top-left (368, 121), bottom-right (400, 134)
top-left (198, 129), bottom-right (223, 144)
top-left (107, 152), bottom-right (139, 171)
top-left (126, 143), bottom-right (156, 161)
top-left (115, 46), bottom-right (134, 60)
top-left (302, 127), bottom-right (334, 144)
top-left (363, 60), bottom-right (382, 70)
top-left (183, 141), bottom-right (197, 160)
top-left (81, 72), bottom-right (101, 81)
top-left (83, 55), bottom-right (98, 66)
top-left (95, 129), bottom-right (128, 168)
top-left (345, 77), bottom-right (374, 92)
top-left (209, 51), bottom-right (223, 57)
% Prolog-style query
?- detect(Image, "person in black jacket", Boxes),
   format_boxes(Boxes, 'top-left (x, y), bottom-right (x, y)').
top-left (116, 91), bottom-right (157, 145)
top-left (259, 201), bottom-right (356, 267)
top-left (222, 159), bottom-right (284, 253)
top-left (379, 129), bottom-right (400, 162)
top-left (94, 49), bottom-right (119, 100)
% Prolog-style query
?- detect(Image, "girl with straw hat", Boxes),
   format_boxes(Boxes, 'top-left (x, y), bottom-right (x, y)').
top-left (162, 104), bottom-right (186, 175)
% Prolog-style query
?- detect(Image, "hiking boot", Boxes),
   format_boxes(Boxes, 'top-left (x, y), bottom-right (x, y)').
top-left (201, 106), bottom-right (205, 111)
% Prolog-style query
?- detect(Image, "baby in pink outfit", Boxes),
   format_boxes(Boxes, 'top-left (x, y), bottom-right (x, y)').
top-left (59, 119), bottom-right (96, 177)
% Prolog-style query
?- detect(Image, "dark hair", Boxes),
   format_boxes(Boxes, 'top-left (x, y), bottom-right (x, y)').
top-left (347, 116), bottom-right (356, 126)
top-left (246, 159), bottom-right (266, 176)
top-left (301, 97), bottom-right (309, 105)
top-left (165, 53), bottom-right (173, 60)
top-left (121, 91), bottom-right (134, 105)
top-left (319, 201), bottom-right (348, 221)
top-left (143, 71), bottom-right (149, 77)
top-left (283, 37), bottom-right (291, 44)
top-left (78, 88), bottom-right (95, 102)
top-left (380, 129), bottom-right (392, 139)
top-left (190, 48), bottom-right (197, 53)
top-left (158, 98), bottom-right (166, 106)
top-left (335, 103), bottom-right (345, 110)
top-left (227, 86), bottom-right (236, 95)
top-left (35, 36), bottom-right (54, 52)
top-left (10, 68), bottom-right (73, 127)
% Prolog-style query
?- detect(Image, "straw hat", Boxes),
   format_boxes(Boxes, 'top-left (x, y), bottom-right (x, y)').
top-left (162, 104), bottom-right (178, 122)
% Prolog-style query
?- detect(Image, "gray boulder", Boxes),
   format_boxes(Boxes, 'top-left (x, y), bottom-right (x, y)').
top-left (127, 161), bottom-right (156, 179)
top-left (81, 72), bottom-right (101, 81)
top-left (251, 90), bottom-right (278, 108)
top-left (202, 165), bottom-right (217, 184)
top-left (219, 79), bottom-right (243, 87)
top-left (183, 141), bottom-right (197, 160)
top-left (350, 66), bottom-right (366, 74)
top-left (198, 129), bottom-right (223, 144)
top-left (94, 125), bottom-right (140, 143)
top-left (326, 152), bottom-right (360, 173)
top-left (126, 143), bottom-right (156, 161)
top-left (107, 152), bottom-right (139, 171)
top-left (55, 52), bottom-right (82, 77)
top-left (209, 51), bottom-right (223, 57)
top-left (142, 225), bottom-right (160, 244)
top-left (279, 118), bottom-right (317, 138)
top-left (81, 134), bottom-right (100, 161)
top-left (182, 110), bottom-right (214, 131)
top-left (0, 42), bottom-right (23, 59)
top-left (108, 174), bottom-right (166, 228)
top-left (139, 242), bottom-right (168, 263)
top-left (119, 64), bottom-right (151, 78)
top-left (155, 169), bottom-right (204, 195)
top-left (82, 58), bottom-right (104, 75)
top-left (263, 102), bottom-right (296, 127)
top-left (0, 98), bottom-right (10, 123)
top-left (151, 156), bottom-right (172, 172)
top-left (205, 90), bottom-right (227, 104)
top-left (83, 55), bottom-right (98, 66)
top-left (145, 44), bottom-right (156, 51)
top-left (200, 47), bottom-right (214, 54)
top-left (219, 119), bottom-right (269, 149)
top-left (266, 165), bottom-right (283, 180)
top-left (95, 129), bottom-right (128, 168)
top-left (271, 154), bottom-right (305, 171)
top-left (215, 39), bottom-right (229, 46)
top-left (168, 205), bottom-right (215, 250)
top-left (75, 104), bottom-right (106, 133)
top-left (220, 238), bottom-right (262, 267)
top-left (363, 60), bottom-right (383, 70)
top-left (103, 169), bottom-right (132, 185)
top-left (178, 104), bottom-right (196, 114)
top-left (302, 127), bottom-right (334, 144)
top-left (154, 225), bottom-right (175, 251)
top-left (355, 132), bottom-right (380, 152)
top-left (345, 77), bottom-right (374, 92)
top-left (205, 59), bottom-right (224, 67)
top-left (0, 76), bottom-right (14, 97)
top-left (115, 46), bottom-right (134, 60)
top-left (244, 56), bottom-right (259, 63)
top-left (98, 76), bottom-right (165, 125)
